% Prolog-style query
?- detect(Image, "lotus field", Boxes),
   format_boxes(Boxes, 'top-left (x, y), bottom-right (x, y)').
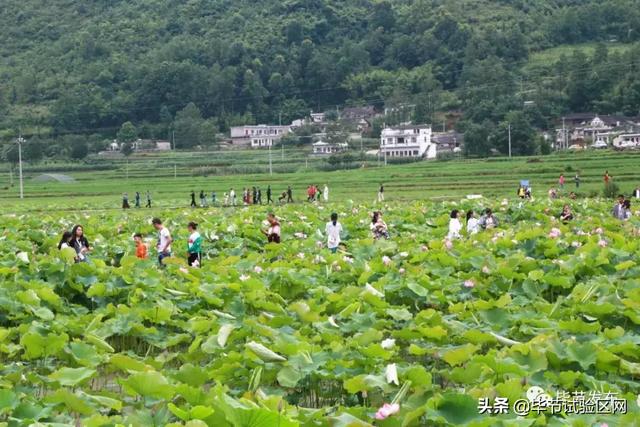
top-left (2, 198), bottom-right (640, 427)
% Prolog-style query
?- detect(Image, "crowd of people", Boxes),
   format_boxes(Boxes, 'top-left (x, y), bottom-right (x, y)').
top-left (122, 191), bottom-right (153, 209)
top-left (447, 208), bottom-right (498, 239)
top-left (121, 185), bottom-right (334, 209)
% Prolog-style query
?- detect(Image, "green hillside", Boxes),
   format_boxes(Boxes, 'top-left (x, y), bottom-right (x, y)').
top-left (0, 0), bottom-right (639, 157)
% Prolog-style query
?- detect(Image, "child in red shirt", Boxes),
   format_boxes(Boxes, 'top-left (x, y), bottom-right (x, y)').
top-left (134, 233), bottom-right (147, 259)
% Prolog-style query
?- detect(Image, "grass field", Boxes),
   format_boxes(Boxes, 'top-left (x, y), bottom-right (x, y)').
top-left (0, 149), bottom-right (638, 212)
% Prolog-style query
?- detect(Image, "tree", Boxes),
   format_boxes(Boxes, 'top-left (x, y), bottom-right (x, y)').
top-left (23, 138), bottom-right (44, 163)
top-left (121, 142), bottom-right (133, 156)
top-left (491, 111), bottom-right (538, 156)
top-left (117, 121), bottom-right (138, 143)
top-left (70, 140), bottom-right (88, 160)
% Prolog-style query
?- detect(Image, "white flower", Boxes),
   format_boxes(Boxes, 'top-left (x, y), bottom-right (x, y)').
top-left (343, 256), bottom-right (354, 264)
top-left (636, 393), bottom-right (640, 408)
top-left (254, 266), bottom-right (263, 274)
top-left (399, 251), bottom-right (408, 258)
top-left (316, 240), bottom-right (324, 249)
top-left (364, 283), bottom-right (384, 297)
top-left (399, 268), bottom-right (406, 274)
top-left (421, 245), bottom-right (429, 252)
top-left (17, 252), bottom-right (29, 263)
top-left (294, 232), bottom-right (307, 239)
top-left (464, 279), bottom-right (475, 288)
top-left (548, 228), bottom-right (561, 239)
top-left (482, 266), bottom-right (490, 274)
top-left (297, 252), bottom-right (305, 259)
top-left (381, 338), bottom-right (396, 349)
top-left (594, 227), bottom-right (604, 234)
top-left (598, 239), bottom-right (608, 247)
top-left (385, 363), bottom-right (399, 385)
top-left (571, 241), bottom-right (581, 248)
top-left (239, 274), bottom-right (250, 282)
top-left (328, 316), bottom-right (339, 328)
top-left (382, 255), bottom-right (392, 266)
top-left (444, 240), bottom-right (453, 250)
top-left (314, 255), bottom-right (326, 264)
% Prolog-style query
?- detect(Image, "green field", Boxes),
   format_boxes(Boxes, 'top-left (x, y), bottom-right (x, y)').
top-left (0, 150), bottom-right (639, 212)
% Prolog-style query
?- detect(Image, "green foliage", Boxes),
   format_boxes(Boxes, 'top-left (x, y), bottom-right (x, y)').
top-left (0, 198), bottom-right (638, 425)
top-left (603, 181), bottom-right (620, 198)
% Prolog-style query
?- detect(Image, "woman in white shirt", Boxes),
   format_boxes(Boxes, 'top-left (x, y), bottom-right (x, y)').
top-left (325, 212), bottom-right (343, 253)
top-left (447, 210), bottom-right (462, 240)
top-left (57, 231), bottom-right (73, 250)
top-left (466, 210), bottom-right (479, 235)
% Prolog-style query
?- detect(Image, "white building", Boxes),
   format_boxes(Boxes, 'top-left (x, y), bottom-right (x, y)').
top-left (380, 124), bottom-right (435, 159)
top-left (613, 133), bottom-right (640, 148)
top-left (312, 141), bottom-right (348, 155)
top-left (230, 125), bottom-right (291, 147)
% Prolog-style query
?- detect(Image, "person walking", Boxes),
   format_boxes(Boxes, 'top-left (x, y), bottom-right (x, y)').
top-left (230, 188), bottom-right (236, 206)
top-left (152, 218), bottom-right (172, 265)
top-left (287, 186), bottom-right (293, 203)
top-left (378, 183), bottom-right (385, 202)
top-left (633, 187), bottom-right (640, 199)
top-left (135, 191), bottom-right (141, 208)
top-left (623, 200), bottom-right (632, 220)
top-left (604, 170), bottom-right (611, 185)
top-left (574, 173), bottom-right (580, 189)
top-left (252, 187), bottom-right (258, 205)
top-left (186, 222), bottom-right (203, 267)
top-left (146, 190), bottom-right (152, 208)
top-left (266, 185), bottom-right (273, 204)
top-left (262, 213), bottom-right (281, 243)
top-left (257, 187), bottom-right (262, 205)
top-left (190, 191), bottom-right (197, 208)
top-left (558, 174), bottom-right (565, 189)
top-left (323, 184), bottom-right (329, 202)
top-left (325, 212), bottom-right (343, 253)
top-left (122, 193), bottom-right (130, 209)
top-left (199, 190), bottom-right (206, 208)
top-left (211, 190), bottom-right (216, 205)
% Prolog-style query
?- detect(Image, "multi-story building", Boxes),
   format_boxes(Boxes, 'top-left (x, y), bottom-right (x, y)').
top-left (311, 141), bottom-right (349, 155)
top-left (379, 124), bottom-right (435, 159)
top-left (230, 125), bottom-right (291, 148)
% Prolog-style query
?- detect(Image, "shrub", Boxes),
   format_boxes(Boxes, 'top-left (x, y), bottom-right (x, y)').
top-left (603, 182), bottom-right (620, 198)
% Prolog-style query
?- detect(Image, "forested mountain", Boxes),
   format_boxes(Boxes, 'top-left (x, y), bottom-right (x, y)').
top-left (1, 0), bottom-right (640, 157)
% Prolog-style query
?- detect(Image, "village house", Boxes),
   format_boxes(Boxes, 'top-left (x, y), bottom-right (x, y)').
top-left (555, 113), bottom-right (640, 149)
top-left (312, 140), bottom-right (349, 155)
top-left (613, 133), bottom-right (640, 148)
top-left (431, 131), bottom-right (464, 154)
top-left (380, 124), bottom-right (435, 159)
top-left (230, 125), bottom-right (291, 148)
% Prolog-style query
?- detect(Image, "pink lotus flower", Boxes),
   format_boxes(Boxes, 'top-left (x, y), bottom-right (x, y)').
top-left (375, 403), bottom-right (400, 420)
top-left (482, 266), bottom-right (490, 274)
top-left (254, 266), bottom-right (263, 274)
top-left (548, 228), bottom-right (561, 239)
top-left (382, 255), bottom-right (392, 266)
top-left (444, 240), bottom-right (453, 250)
top-left (598, 239), bottom-right (608, 247)
top-left (464, 279), bottom-right (475, 288)
top-left (179, 267), bottom-right (189, 274)
top-left (595, 227), bottom-right (604, 234)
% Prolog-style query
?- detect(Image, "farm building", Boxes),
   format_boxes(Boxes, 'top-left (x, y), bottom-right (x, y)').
top-left (380, 124), bottom-right (435, 159)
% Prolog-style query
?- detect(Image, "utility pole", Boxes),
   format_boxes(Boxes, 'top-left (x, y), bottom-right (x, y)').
top-left (17, 134), bottom-right (24, 199)
top-left (172, 130), bottom-right (175, 151)
top-left (281, 140), bottom-right (284, 161)
top-left (508, 123), bottom-right (512, 159)
top-left (268, 144), bottom-right (273, 175)
top-left (562, 117), bottom-right (566, 150)
top-left (174, 164), bottom-right (177, 179)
